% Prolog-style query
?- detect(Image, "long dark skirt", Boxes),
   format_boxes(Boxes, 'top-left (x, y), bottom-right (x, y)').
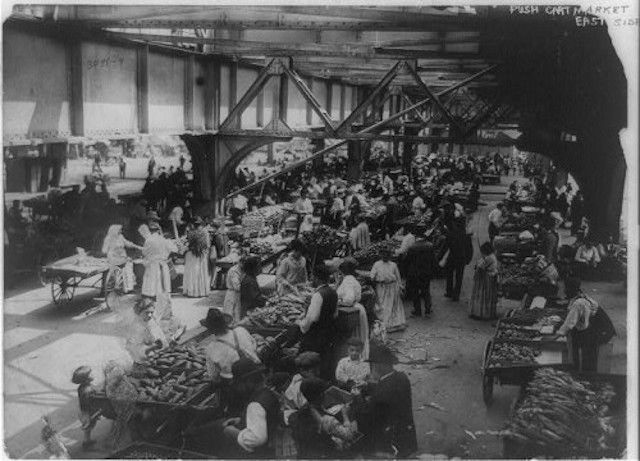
top-left (469, 270), bottom-right (498, 320)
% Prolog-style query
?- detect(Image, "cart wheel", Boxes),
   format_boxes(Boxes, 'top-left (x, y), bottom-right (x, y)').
top-left (483, 373), bottom-right (494, 406)
top-left (51, 276), bottom-right (77, 305)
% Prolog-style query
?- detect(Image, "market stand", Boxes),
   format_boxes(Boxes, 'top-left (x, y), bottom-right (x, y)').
top-left (481, 307), bottom-right (571, 405)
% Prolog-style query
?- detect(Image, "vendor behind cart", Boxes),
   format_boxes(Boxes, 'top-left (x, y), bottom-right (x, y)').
top-left (285, 264), bottom-right (339, 381)
top-left (276, 240), bottom-right (308, 296)
top-left (200, 308), bottom-right (259, 396)
top-left (125, 298), bottom-right (168, 368)
top-left (554, 277), bottom-right (616, 371)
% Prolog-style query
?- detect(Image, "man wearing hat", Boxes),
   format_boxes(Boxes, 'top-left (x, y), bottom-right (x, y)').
top-left (185, 358), bottom-right (280, 457)
top-left (355, 343), bottom-right (417, 458)
top-left (223, 358), bottom-right (281, 457)
top-left (200, 308), bottom-right (259, 385)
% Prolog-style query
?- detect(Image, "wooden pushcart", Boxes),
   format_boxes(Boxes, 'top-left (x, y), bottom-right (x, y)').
top-left (481, 311), bottom-right (572, 405)
top-left (40, 255), bottom-right (110, 306)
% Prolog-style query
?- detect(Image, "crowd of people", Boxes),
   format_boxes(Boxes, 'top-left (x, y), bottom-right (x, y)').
top-left (61, 145), bottom-right (624, 458)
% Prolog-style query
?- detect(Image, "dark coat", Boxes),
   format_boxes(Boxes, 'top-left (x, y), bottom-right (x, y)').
top-left (358, 371), bottom-right (417, 457)
top-left (404, 240), bottom-right (437, 281)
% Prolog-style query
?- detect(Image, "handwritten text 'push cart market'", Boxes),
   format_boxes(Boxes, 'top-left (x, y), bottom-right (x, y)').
top-left (509, 5), bottom-right (637, 27)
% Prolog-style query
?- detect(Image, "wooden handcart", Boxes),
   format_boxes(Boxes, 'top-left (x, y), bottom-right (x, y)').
top-left (40, 255), bottom-right (110, 306)
top-left (481, 311), bottom-right (572, 405)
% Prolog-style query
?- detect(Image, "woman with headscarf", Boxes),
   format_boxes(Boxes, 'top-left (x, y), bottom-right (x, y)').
top-left (102, 224), bottom-right (142, 311)
top-left (183, 217), bottom-right (211, 297)
top-left (336, 257), bottom-right (370, 360)
top-left (224, 257), bottom-right (246, 322)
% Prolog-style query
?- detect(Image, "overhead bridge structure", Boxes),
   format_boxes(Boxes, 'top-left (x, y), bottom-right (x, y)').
top-left (3, 5), bottom-right (627, 239)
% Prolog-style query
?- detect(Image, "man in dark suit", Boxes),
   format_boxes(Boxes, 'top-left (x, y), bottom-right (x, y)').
top-left (355, 344), bottom-right (418, 458)
top-left (404, 235), bottom-right (437, 317)
top-left (442, 204), bottom-right (472, 302)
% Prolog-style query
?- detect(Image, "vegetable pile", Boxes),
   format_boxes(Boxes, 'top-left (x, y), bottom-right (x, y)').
top-left (487, 343), bottom-right (540, 367)
top-left (248, 241), bottom-right (273, 258)
top-left (242, 205), bottom-right (287, 229)
top-left (496, 328), bottom-right (542, 341)
top-left (501, 213), bottom-right (540, 232)
top-left (128, 345), bottom-right (210, 404)
top-left (499, 263), bottom-right (538, 287)
top-left (241, 290), bottom-right (314, 328)
top-left (353, 240), bottom-right (400, 267)
top-left (505, 368), bottom-right (619, 458)
top-left (300, 225), bottom-right (347, 257)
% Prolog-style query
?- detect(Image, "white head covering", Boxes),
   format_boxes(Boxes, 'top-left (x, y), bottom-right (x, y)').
top-left (102, 224), bottom-right (123, 254)
top-left (138, 224), bottom-right (151, 241)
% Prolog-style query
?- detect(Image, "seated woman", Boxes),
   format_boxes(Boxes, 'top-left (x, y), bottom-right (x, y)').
top-left (125, 298), bottom-right (168, 371)
top-left (336, 258), bottom-right (369, 360)
top-left (574, 239), bottom-right (601, 279)
top-left (289, 378), bottom-right (358, 459)
top-left (240, 255), bottom-right (267, 318)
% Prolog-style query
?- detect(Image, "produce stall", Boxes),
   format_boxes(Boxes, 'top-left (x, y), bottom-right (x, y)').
top-left (40, 254), bottom-right (110, 306)
top-left (353, 239), bottom-right (401, 270)
top-left (239, 290), bottom-right (312, 364)
top-left (498, 259), bottom-right (557, 300)
top-left (482, 308), bottom-right (571, 405)
top-left (503, 368), bottom-right (626, 459)
top-left (214, 235), bottom-right (293, 289)
top-left (239, 289), bottom-right (313, 332)
top-left (299, 225), bottom-right (349, 269)
top-left (240, 204), bottom-right (290, 237)
top-left (500, 212), bottom-right (540, 233)
top-left (89, 345), bottom-right (217, 409)
top-left (493, 234), bottom-right (535, 262)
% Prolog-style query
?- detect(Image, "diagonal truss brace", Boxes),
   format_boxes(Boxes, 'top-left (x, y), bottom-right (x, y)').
top-left (403, 61), bottom-right (466, 134)
top-left (219, 58), bottom-right (278, 131)
top-left (335, 60), bottom-right (405, 134)
top-left (281, 65), bottom-right (336, 134)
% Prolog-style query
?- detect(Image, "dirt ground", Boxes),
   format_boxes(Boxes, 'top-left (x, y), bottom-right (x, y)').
top-left (2, 177), bottom-right (628, 459)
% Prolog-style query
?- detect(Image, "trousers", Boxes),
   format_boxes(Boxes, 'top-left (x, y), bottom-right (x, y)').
top-left (446, 264), bottom-right (465, 299)
top-left (409, 278), bottom-right (432, 315)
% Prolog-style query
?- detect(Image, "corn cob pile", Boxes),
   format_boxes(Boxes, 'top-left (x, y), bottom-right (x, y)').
top-left (128, 345), bottom-right (210, 404)
top-left (241, 290), bottom-right (314, 328)
top-left (505, 368), bottom-right (617, 457)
